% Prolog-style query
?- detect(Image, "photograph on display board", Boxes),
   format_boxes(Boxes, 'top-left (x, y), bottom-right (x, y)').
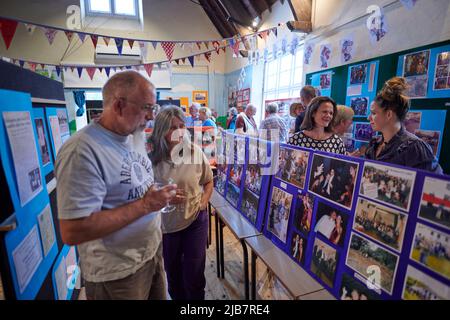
top-left (215, 164), bottom-right (227, 195)
top-left (433, 51), bottom-right (450, 90)
top-left (403, 50), bottom-right (430, 77)
top-left (353, 198), bottom-right (408, 252)
top-left (404, 111), bottom-right (422, 134)
top-left (414, 130), bottom-right (440, 156)
top-left (294, 193), bottom-right (315, 235)
top-left (418, 176), bottom-right (450, 230)
top-left (34, 118), bottom-right (50, 166)
top-left (320, 73), bottom-right (331, 89)
top-left (350, 97), bottom-right (369, 116)
top-left (226, 183), bottom-right (240, 207)
top-left (339, 273), bottom-right (381, 300)
top-left (343, 137), bottom-right (355, 153)
top-left (350, 64), bottom-right (367, 85)
top-left (193, 90), bottom-right (207, 102)
top-left (406, 76), bottom-right (428, 98)
top-left (410, 223), bottom-right (450, 280)
top-left (314, 201), bottom-right (349, 248)
top-left (245, 164), bottom-right (262, 195)
top-left (241, 189), bottom-right (259, 224)
top-left (308, 154), bottom-right (359, 210)
top-left (402, 265), bottom-right (450, 300)
top-left (267, 187), bottom-right (293, 243)
top-left (359, 162), bottom-right (416, 212)
top-left (290, 232), bottom-right (308, 265)
top-left (354, 123), bottom-right (376, 141)
top-left (311, 237), bottom-right (339, 288)
top-left (234, 136), bottom-right (246, 161)
top-left (229, 164), bottom-right (244, 187)
top-left (346, 232), bottom-right (399, 294)
top-left (276, 146), bottom-right (310, 189)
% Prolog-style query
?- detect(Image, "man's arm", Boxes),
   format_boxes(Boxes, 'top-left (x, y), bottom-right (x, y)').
top-left (200, 180), bottom-right (214, 211)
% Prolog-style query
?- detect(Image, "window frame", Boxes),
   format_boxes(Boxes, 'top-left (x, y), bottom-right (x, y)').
top-left (84, 0), bottom-right (140, 20)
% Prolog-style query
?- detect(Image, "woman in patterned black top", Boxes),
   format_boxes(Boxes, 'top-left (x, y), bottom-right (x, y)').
top-left (289, 96), bottom-right (346, 155)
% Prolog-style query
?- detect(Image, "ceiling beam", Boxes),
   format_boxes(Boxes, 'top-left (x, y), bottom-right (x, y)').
top-left (241, 0), bottom-right (260, 19)
top-left (199, 0), bottom-right (236, 37)
top-left (263, 0), bottom-right (273, 12)
top-left (249, 0), bottom-right (269, 14)
top-left (287, 0), bottom-right (312, 33)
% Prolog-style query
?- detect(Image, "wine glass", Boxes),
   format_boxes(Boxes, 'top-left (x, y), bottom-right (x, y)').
top-left (154, 178), bottom-right (177, 213)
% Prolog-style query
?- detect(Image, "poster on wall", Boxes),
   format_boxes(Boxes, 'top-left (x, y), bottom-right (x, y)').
top-left (57, 109), bottom-right (70, 143)
top-left (319, 44), bottom-right (332, 69)
top-left (37, 204), bottom-right (56, 257)
top-left (192, 90), bottom-right (208, 107)
top-left (34, 118), bottom-right (50, 166)
top-left (49, 116), bottom-right (63, 156)
top-left (3, 111), bottom-right (43, 206)
top-left (402, 50), bottom-right (430, 98)
top-left (433, 51), bottom-right (450, 90)
top-left (340, 36), bottom-right (354, 63)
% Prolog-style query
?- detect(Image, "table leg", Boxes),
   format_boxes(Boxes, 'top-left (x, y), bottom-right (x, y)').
top-left (219, 219), bottom-right (225, 279)
top-left (207, 202), bottom-right (212, 248)
top-left (215, 209), bottom-right (220, 278)
top-left (241, 240), bottom-right (249, 300)
top-left (251, 250), bottom-right (257, 300)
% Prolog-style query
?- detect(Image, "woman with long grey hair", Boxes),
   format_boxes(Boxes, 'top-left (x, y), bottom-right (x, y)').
top-left (149, 106), bottom-right (214, 300)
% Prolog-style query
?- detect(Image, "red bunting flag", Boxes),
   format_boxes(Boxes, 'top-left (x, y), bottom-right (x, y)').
top-left (204, 52), bottom-right (211, 62)
top-left (144, 63), bottom-right (154, 77)
top-left (161, 42), bottom-right (175, 61)
top-left (0, 18), bottom-right (18, 49)
top-left (232, 40), bottom-right (240, 56)
top-left (212, 41), bottom-right (220, 54)
top-left (40, 63), bottom-right (45, 69)
top-left (90, 35), bottom-right (98, 48)
top-left (65, 31), bottom-right (74, 43)
top-left (86, 67), bottom-right (96, 80)
top-left (28, 62), bottom-right (36, 72)
top-left (258, 30), bottom-right (268, 41)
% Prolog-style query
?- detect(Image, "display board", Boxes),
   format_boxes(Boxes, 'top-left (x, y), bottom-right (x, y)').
top-left (32, 108), bottom-right (54, 177)
top-left (310, 71), bottom-right (333, 97)
top-left (45, 107), bottom-right (70, 162)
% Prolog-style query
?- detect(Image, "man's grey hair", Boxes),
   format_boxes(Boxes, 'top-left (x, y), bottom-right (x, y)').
top-left (244, 104), bottom-right (256, 111)
top-left (228, 107), bottom-right (238, 116)
top-left (190, 102), bottom-right (201, 110)
top-left (199, 106), bottom-right (212, 119)
top-left (265, 102), bottom-right (278, 114)
top-left (102, 70), bottom-right (152, 107)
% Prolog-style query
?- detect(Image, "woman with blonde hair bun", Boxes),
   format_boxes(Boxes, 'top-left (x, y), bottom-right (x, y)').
top-left (365, 77), bottom-right (442, 173)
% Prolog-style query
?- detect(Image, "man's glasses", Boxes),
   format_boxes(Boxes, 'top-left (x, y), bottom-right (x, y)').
top-left (116, 97), bottom-right (154, 112)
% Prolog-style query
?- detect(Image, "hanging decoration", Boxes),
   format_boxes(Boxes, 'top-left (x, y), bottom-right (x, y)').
top-left (43, 27), bottom-right (58, 45)
top-left (0, 18), bottom-right (18, 49)
top-left (340, 36), bottom-right (354, 63)
top-left (320, 43), bottom-right (332, 68)
top-left (161, 41), bottom-right (175, 61)
top-left (115, 38), bottom-right (124, 54)
top-left (303, 42), bottom-right (314, 65)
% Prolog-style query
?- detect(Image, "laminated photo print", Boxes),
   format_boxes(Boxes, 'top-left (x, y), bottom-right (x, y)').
top-left (320, 73), bottom-right (331, 89)
top-left (350, 97), bottom-right (369, 116)
top-left (339, 272), bottom-right (381, 300)
top-left (290, 232), bottom-right (308, 266)
top-left (418, 176), bottom-right (450, 230)
top-left (402, 265), bottom-right (449, 300)
top-left (276, 146), bottom-right (310, 190)
top-left (241, 188), bottom-right (259, 225)
top-left (403, 50), bottom-right (430, 78)
top-left (404, 111), bottom-right (422, 134)
top-left (314, 201), bottom-right (349, 248)
top-left (215, 164), bottom-right (228, 195)
top-left (350, 64), bottom-right (367, 85)
top-left (245, 164), bottom-right (262, 196)
top-left (433, 51), bottom-right (450, 90)
top-left (226, 183), bottom-right (240, 208)
top-left (354, 122), bottom-right (376, 141)
top-left (267, 187), bottom-right (293, 244)
top-left (311, 237), bottom-right (339, 288)
top-left (293, 193), bottom-right (315, 235)
top-left (414, 129), bottom-right (440, 156)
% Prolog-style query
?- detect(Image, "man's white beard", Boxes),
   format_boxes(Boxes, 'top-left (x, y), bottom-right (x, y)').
top-left (131, 127), bottom-right (147, 155)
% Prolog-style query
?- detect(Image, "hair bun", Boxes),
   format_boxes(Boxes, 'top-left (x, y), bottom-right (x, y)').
top-left (381, 77), bottom-right (409, 101)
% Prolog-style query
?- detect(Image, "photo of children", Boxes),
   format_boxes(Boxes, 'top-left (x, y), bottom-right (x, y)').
top-left (437, 51), bottom-right (450, 66)
top-left (267, 187), bottom-right (293, 243)
top-left (419, 176), bottom-right (450, 230)
top-left (290, 232), bottom-right (307, 265)
top-left (226, 183), bottom-right (240, 207)
top-left (402, 265), bottom-right (449, 300)
top-left (234, 135), bottom-right (246, 162)
top-left (245, 164), bottom-right (262, 196)
top-left (359, 162), bottom-right (416, 212)
top-left (350, 97), bottom-right (369, 116)
top-left (277, 147), bottom-right (310, 189)
top-left (346, 232), bottom-right (399, 294)
top-left (215, 165), bottom-right (227, 195)
top-left (350, 64), bottom-right (367, 85)
top-left (229, 164), bottom-right (244, 187)
top-left (294, 193), bottom-right (315, 235)
top-left (320, 73), bottom-right (331, 89)
top-left (34, 118), bottom-right (50, 165)
top-left (434, 77), bottom-right (448, 90)
top-left (354, 198), bottom-right (408, 252)
top-left (406, 76), bottom-right (428, 98)
top-left (410, 223), bottom-right (450, 280)
top-left (308, 154), bottom-right (359, 210)
top-left (404, 111), bottom-right (422, 134)
top-left (414, 129), bottom-right (440, 156)
top-left (314, 201), bottom-right (348, 247)
top-left (354, 123), bottom-right (376, 141)
top-left (29, 167), bottom-right (42, 192)
top-left (403, 50), bottom-right (430, 77)
top-left (241, 189), bottom-right (259, 225)
top-left (311, 237), bottom-right (339, 288)
top-left (339, 273), bottom-right (380, 300)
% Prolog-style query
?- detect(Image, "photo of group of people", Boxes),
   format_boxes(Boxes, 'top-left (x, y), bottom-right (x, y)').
top-left (245, 164), bottom-right (262, 195)
top-left (350, 97), bottom-right (369, 116)
top-left (410, 223), bottom-right (450, 280)
top-left (267, 187), bottom-right (293, 243)
top-left (229, 164), bottom-right (244, 187)
top-left (311, 237), bottom-right (339, 288)
top-left (354, 198), bottom-right (407, 252)
top-left (359, 162), bottom-right (415, 211)
top-left (314, 201), bottom-right (348, 247)
top-left (404, 111), bottom-right (422, 134)
top-left (320, 73), bottom-right (331, 89)
top-left (402, 265), bottom-right (449, 300)
top-left (350, 64), bottom-right (367, 85)
top-left (234, 136), bottom-right (246, 162)
top-left (34, 118), bottom-right (50, 166)
top-left (215, 166), bottom-right (227, 195)
top-left (354, 123), bottom-right (376, 141)
top-left (419, 176), bottom-right (450, 230)
top-left (346, 232), bottom-right (399, 294)
top-left (434, 51), bottom-right (450, 90)
top-left (226, 183), bottom-right (240, 208)
top-left (403, 50), bottom-right (430, 98)
top-left (414, 130), bottom-right (440, 156)
top-left (339, 273), bottom-right (380, 300)
top-left (308, 154), bottom-right (359, 210)
top-left (28, 167), bottom-right (42, 192)
top-left (294, 193), bottom-right (315, 235)
top-left (277, 147), bottom-right (309, 189)
top-left (241, 189), bottom-right (258, 225)
top-left (290, 232), bottom-right (307, 265)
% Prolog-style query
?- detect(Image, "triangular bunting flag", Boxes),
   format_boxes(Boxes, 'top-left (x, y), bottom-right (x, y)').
top-left (103, 36), bottom-right (110, 46)
top-left (43, 27), bottom-right (58, 45)
top-left (105, 67), bottom-right (111, 77)
top-left (175, 59), bottom-right (180, 65)
top-left (55, 66), bottom-right (61, 77)
top-left (196, 42), bottom-right (202, 50)
top-left (112, 67), bottom-right (117, 72)
top-left (151, 41), bottom-right (158, 50)
top-left (19, 60), bottom-right (24, 67)
top-left (179, 43), bottom-right (185, 50)
top-left (78, 33), bottom-right (86, 43)
top-left (90, 35), bottom-right (98, 48)
top-left (259, 31), bottom-right (268, 41)
top-left (203, 41), bottom-right (209, 49)
top-left (181, 57), bottom-right (186, 64)
top-left (77, 67), bottom-right (83, 78)
top-left (188, 55), bottom-right (195, 67)
top-left (204, 52), bottom-right (211, 62)
top-left (156, 63), bottom-right (162, 69)
top-left (98, 67), bottom-right (103, 73)
top-left (273, 27), bottom-right (278, 37)
top-left (229, 38), bottom-right (235, 47)
top-left (70, 66), bottom-right (75, 72)
top-left (144, 63), bottom-right (154, 77)
top-left (161, 42), bottom-right (175, 61)
top-left (222, 46), bottom-right (226, 53)
top-left (125, 66), bottom-right (132, 70)
top-left (232, 40), bottom-right (240, 57)
top-left (212, 41), bottom-right (220, 54)
top-left (127, 39), bottom-right (134, 49)
top-left (65, 31), bottom-right (74, 43)
top-left (0, 18), bottom-right (19, 49)
top-left (86, 67), bottom-right (96, 80)
top-left (115, 38), bottom-right (124, 54)
top-left (28, 62), bottom-right (37, 72)
top-left (40, 63), bottom-right (45, 69)
top-left (24, 23), bottom-right (36, 35)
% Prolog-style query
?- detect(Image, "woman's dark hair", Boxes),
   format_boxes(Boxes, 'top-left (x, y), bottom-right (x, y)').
top-left (300, 96), bottom-right (337, 132)
top-left (373, 77), bottom-right (410, 121)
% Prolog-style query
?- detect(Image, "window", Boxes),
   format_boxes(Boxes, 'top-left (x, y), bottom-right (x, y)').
top-left (263, 47), bottom-right (304, 103)
top-left (85, 0), bottom-right (139, 19)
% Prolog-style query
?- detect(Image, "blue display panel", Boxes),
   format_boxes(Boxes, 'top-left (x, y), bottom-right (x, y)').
top-left (51, 245), bottom-right (79, 300)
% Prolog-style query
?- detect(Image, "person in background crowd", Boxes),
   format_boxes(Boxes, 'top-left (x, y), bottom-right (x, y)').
top-left (331, 105), bottom-right (361, 157)
top-left (260, 102), bottom-right (289, 142)
top-left (365, 77), bottom-right (442, 173)
top-left (145, 104), bottom-right (160, 129)
top-left (149, 106), bottom-right (213, 300)
top-left (198, 107), bottom-right (217, 128)
top-left (226, 107), bottom-right (238, 130)
top-left (210, 108), bottom-right (218, 123)
top-left (294, 85), bottom-right (317, 133)
top-left (235, 103), bottom-right (258, 136)
top-left (185, 102), bottom-right (200, 127)
top-left (285, 102), bottom-right (303, 134)
top-left (289, 96), bottom-right (346, 155)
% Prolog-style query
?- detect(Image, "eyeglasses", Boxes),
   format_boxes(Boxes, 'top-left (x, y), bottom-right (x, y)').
top-left (116, 97), bottom-right (154, 112)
